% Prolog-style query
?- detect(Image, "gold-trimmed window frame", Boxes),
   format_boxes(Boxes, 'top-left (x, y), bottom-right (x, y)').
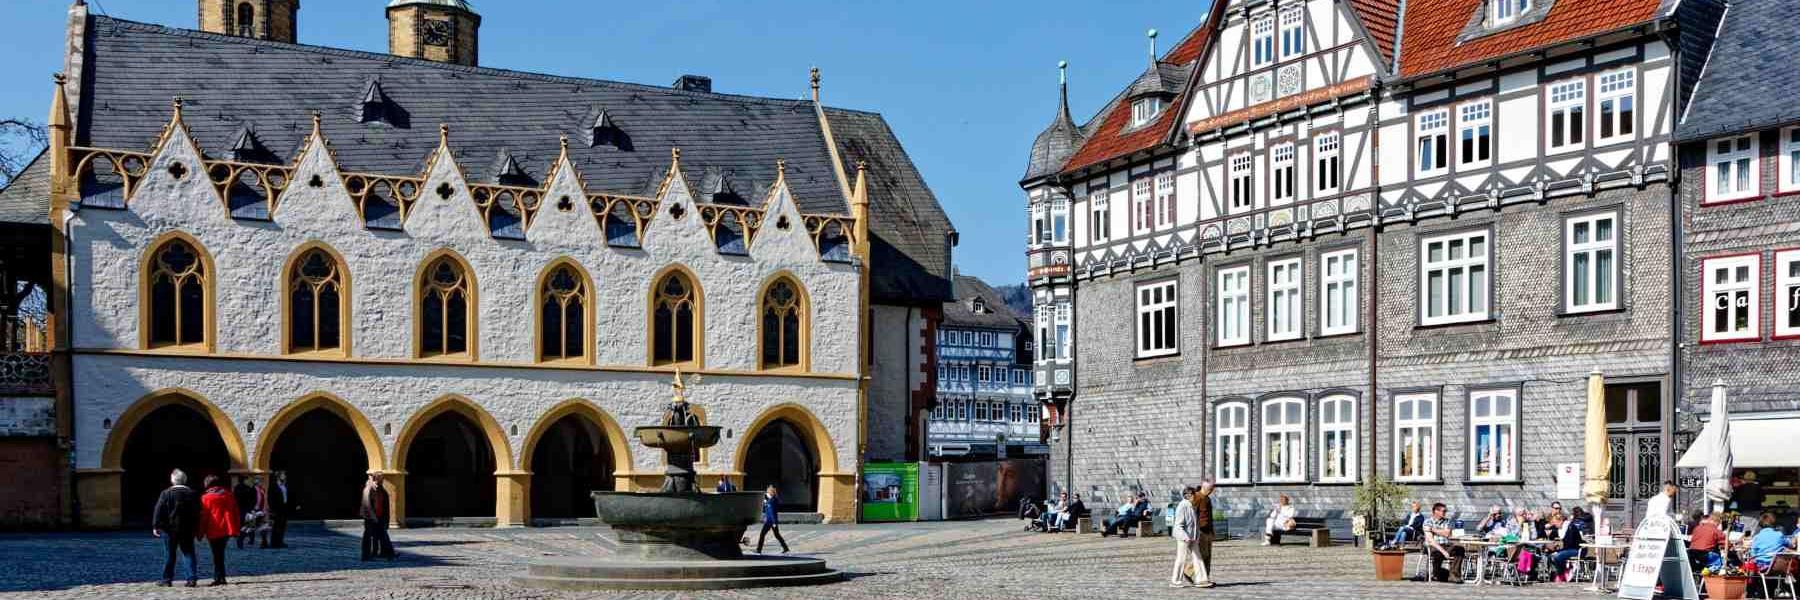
top-left (756, 272), bottom-right (810, 373)
top-left (281, 242), bottom-right (351, 357)
top-left (139, 231), bottom-right (216, 353)
top-left (535, 258), bottom-right (595, 365)
top-left (647, 264), bottom-right (703, 369)
top-left (414, 249), bottom-right (478, 361)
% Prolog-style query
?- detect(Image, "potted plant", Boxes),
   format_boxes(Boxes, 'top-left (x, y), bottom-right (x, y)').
top-left (1352, 474), bottom-right (1412, 581)
top-left (1701, 564), bottom-right (1752, 600)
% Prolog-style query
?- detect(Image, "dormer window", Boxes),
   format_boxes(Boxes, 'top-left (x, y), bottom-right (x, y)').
top-left (972, 297), bottom-right (989, 314)
top-left (1131, 97), bottom-right (1164, 127)
top-left (1492, 0), bottom-right (1529, 25)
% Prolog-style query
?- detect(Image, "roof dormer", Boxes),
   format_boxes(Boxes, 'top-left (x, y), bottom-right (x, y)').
top-left (1459, 0), bottom-right (1556, 41)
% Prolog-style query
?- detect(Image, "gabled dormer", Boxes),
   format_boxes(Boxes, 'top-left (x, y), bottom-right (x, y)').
top-left (1185, 0), bottom-right (1393, 134)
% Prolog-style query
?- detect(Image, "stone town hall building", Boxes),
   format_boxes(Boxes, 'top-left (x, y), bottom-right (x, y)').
top-left (1023, 0), bottom-right (1786, 530)
top-left (0, 0), bottom-right (956, 528)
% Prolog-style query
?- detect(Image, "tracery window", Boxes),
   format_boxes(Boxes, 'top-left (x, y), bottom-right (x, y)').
top-left (419, 254), bottom-right (473, 358)
top-left (760, 277), bottom-right (806, 370)
top-left (146, 237), bottom-right (208, 349)
top-left (539, 262), bottom-right (588, 362)
top-left (652, 270), bottom-right (700, 366)
top-left (287, 247), bottom-right (344, 354)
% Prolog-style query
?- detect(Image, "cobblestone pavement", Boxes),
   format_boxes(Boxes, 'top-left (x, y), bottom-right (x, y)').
top-left (1, 520), bottom-right (1607, 599)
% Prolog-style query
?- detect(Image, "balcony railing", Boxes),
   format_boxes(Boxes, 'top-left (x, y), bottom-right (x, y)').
top-left (0, 352), bottom-right (52, 395)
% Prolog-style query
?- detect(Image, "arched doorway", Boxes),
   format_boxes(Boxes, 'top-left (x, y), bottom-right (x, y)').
top-left (121, 404), bottom-right (230, 526)
top-left (268, 409), bottom-right (370, 519)
top-left (404, 411), bottom-right (496, 519)
top-left (528, 414), bottom-right (614, 520)
top-left (742, 419), bottom-right (818, 512)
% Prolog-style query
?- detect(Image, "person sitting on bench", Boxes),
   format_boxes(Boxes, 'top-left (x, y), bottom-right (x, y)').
top-left (1390, 501), bottom-right (1427, 546)
top-left (1263, 494), bottom-right (1298, 545)
top-left (1103, 492), bottom-right (1151, 537)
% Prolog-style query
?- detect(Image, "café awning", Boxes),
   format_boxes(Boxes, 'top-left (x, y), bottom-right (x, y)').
top-left (1680, 417), bottom-right (1800, 469)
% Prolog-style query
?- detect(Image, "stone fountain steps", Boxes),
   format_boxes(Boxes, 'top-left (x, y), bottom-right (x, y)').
top-left (515, 556), bottom-right (844, 590)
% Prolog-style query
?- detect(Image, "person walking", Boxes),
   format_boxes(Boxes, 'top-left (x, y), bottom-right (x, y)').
top-left (360, 472), bottom-right (395, 561)
top-left (755, 485), bottom-right (789, 554)
top-left (1169, 486), bottom-right (1208, 588)
top-left (196, 475), bottom-right (242, 587)
top-left (152, 469), bottom-right (202, 587)
top-left (231, 476), bottom-right (256, 549)
top-left (1193, 482), bottom-right (1217, 587)
top-left (267, 471), bottom-right (291, 548)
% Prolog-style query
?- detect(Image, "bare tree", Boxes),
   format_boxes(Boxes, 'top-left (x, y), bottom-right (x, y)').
top-left (0, 118), bottom-right (50, 189)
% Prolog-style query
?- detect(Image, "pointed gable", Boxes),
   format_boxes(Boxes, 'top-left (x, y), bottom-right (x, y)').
top-left (1056, 23), bottom-right (1212, 177)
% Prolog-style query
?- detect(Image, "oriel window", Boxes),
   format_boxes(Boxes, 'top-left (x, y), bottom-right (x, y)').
top-left (760, 277), bottom-right (805, 370)
top-left (147, 238), bottom-right (208, 348)
top-left (653, 270), bottom-right (700, 366)
top-left (419, 254), bottom-right (472, 358)
top-left (539, 263), bottom-right (588, 362)
top-left (288, 247), bottom-right (345, 354)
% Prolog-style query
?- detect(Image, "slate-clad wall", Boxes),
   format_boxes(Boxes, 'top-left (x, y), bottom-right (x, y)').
top-left (1678, 137), bottom-right (1800, 417)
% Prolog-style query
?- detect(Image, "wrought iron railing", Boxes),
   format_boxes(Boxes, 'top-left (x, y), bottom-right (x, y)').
top-left (0, 352), bottom-right (52, 395)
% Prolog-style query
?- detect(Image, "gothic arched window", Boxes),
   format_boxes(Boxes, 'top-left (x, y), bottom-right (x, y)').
top-left (287, 246), bottom-right (346, 354)
top-left (539, 262), bottom-right (589, 363)
top-left (419, 253), bottom-right (474, 358)
top-left (650, 269), bottom-right (700, 366)
top-left (145, 237), bottom-right (209, 349)
top-left (235, 2), bottom-right (255, 37)
top-left (759, 277), bottom-right (806, 370)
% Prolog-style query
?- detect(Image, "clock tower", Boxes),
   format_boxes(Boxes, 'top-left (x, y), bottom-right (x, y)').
top-left (199, 0), bottom-right (299, 43)
top-left (386, 0), bottom-right (480, 67)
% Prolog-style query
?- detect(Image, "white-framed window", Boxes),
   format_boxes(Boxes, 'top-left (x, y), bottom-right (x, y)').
top-left (1468, 388), bottom-right (1519, 481)
top-left (1155, 172), bottom-right (1176, 229)
top-left (1393, 392), bottom-right (1438, 481)
top-left (1050, 197), bottom-right (1068, 244)
top-left (1230, 153), bottom-right (1254, 211)
top-left (1054, 301), bottom-right (1071, 361)
top-left (1707, 134), bottom-right (1759, 204)
top-left (1318, 394), bottom-right (1356, 483)
top-left (1565, 211), bottom-right (1619, 313)
top-left (1133, 177), bottom-right (1154, 233)
top-left (1314, 132), bottom-right (1341, 195)
top-left (1251, 16), bottom-right (1276, 69)
top-left (1131, 96), bottom-right (1164, 127)
top-left (1779, 250), bottom-right (1800, 339)
top-left (1321, 248), bottom-right (1358, 335)
top-left (1089, 190), bottom-right (1110, 243)
top-left (1493, 0), bottom-right (1529, 25)
top-left (1279, 6), bottom-right (1305, 59)
top-left (1596, 68), bottom-right (1636, 145)
top-left (1215, 402), bottom-right (1249, 483)
top-left (1702, 254), bottom-right (1760, 342)
top-left (977, 401), bottom-right (990, 422)
top-left (977, 365), bottom-right (990, 383)
top-left (1416, 109), bottom-right (1449, 177)
top-left (957, 399), bottom-right (969, 420)
top-left (1136, 280), bottom-right (1178, 358)
top-left (1267, 257), bottom-right (1302, 341)
top-left (1271, 143), bottom-right (1297, 205)
top-left (1262, 397), bottom-right (1306, 483)
top-left (1420, 229), bottom-right (1490, 325)
top-left (1547, 78), bottom-right (1586, 152)
top-left (1217, 265), bottom-right (1251, 346)
top-left (1031, 203), bottom-right (1047, 244)
top-left (1034, 304), bottom-right (1052, 362)
top-left (1784, 127), bottom-right (1800, 194)
top-left (1459, 100), bottom-right (1492, 168)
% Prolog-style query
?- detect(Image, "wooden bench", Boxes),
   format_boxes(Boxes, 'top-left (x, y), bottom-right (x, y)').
top-left (1274, 516), bottom-right (1332, 546)
top-left (1075, 516), bottom-right (1094, 534)
top-left (1136, 520), bottom-right (1156, 537)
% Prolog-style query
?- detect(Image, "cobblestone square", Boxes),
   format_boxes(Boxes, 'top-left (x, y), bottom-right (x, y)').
top-left (1, 519), bottom-right (1605, 599)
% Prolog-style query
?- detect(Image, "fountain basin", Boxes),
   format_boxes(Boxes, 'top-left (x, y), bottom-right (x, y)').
top-left (634, 425), bottom-right (720, 451)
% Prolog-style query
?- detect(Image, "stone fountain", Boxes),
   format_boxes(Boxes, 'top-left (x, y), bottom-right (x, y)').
top-left (516, 372), bottom-right (843, 590)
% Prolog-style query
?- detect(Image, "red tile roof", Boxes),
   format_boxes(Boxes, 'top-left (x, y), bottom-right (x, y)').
top-left (1398, 0), bottom-right (1665, 78)
top-left (1058, 24), bottom-right (1212, 176)
top-left (1350, 0), bottom-right (1402, 65)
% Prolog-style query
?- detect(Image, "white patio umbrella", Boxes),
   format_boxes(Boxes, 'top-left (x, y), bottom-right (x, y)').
top-left (1675, 379), bottom-right (1734, 513)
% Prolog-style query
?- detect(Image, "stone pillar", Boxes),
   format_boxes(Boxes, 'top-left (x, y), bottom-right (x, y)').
top-left (818, 472), bottom-right (858, 523)
top-left (496, 471), bottom-right (529, 527)
top-left (74, 468), bottom-right (123, 529)
top-left (384, 471), bottom-right (406, 528)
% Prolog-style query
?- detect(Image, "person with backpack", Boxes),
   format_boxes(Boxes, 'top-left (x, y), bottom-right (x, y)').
top-left (197, 475), bottom-right (242, 586)
top-left (152, 469), bottom-right (202, 587)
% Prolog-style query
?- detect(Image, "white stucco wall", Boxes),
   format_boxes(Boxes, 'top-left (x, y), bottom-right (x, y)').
top-left (68, 126), bottom-right (862, 474)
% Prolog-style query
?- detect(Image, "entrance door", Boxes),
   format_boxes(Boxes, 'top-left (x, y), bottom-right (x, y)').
top-left (1604, 382), bottom-right (1667, 528)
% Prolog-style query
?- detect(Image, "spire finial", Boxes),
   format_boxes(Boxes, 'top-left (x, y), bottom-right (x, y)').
top-left (1148, 28), bottom-right (1159, 63)
top-left (310, 111), bottom-right (322, 134)
top-left (810, 67), bottom-right (821, 103)
top-left (777, 158), bottom-right (787, 179)
top-left (438, 123), bottom-right (449, 147)
top-left (172, 96), bottom-right (184, 115)
top-left (671, 147), bottom-right (681, 162)
top-left (560, 135), bottom-right (570, 154)
top-left (1058, 60), bottom-right (1068, 86)
top-left (53, 72), bottom-right (67, 86)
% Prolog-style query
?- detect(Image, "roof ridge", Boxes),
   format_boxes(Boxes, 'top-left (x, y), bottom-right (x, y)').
top-left (89, 15), bottom-right (881, 112)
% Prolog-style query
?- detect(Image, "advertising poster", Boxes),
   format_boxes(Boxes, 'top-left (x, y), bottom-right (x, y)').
top-left (860, 462), bottom-right (919, 522)
top-left (945, 459), bottom-right (1046, 519)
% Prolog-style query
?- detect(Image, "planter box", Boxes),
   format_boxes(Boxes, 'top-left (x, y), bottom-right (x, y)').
top-left (1371, 549), bottom-right (1408, 581)
top-left (1704, 575), bottom-right (1749, 600)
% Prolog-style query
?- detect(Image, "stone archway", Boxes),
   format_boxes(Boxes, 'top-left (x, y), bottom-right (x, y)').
top-left (256, 393), bottom-right (384, 520)
top-left (103, 390), bottom-right (246, 526)
top-left (736, 404), bottom-right (839, 514)
top-left (519, 399), bottom-right (633, 523)
top-left (392, 396), bottom-right (511, 522)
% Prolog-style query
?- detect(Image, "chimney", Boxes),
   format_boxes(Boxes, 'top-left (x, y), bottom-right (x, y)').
top-left (672, 75), bottom-right (713, 94)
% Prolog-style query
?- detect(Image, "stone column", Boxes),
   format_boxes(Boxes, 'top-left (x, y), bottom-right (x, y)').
top-left (496, 470), bottom-right (530, 527)
top-left (74, 468), bottom-right (124, 529)
top-left (384, 472), bottom-right (406, 528)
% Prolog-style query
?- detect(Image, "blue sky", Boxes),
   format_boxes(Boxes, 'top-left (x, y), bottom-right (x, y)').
top-left (0, 0), bottom-right (1209, 286)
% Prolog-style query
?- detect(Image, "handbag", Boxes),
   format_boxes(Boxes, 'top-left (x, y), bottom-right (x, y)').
top-left (1283, 517), bottom-right (1297, 531)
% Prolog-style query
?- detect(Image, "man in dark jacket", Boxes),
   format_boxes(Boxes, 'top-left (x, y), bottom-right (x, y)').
top-left (151, 469), bottom-right (202, 587)
top-left (267, 471), bottom-right (291, 548)
top-left (755, 486), bottom-right (789, 554)
top-left (1193, 482), bottom-right (1217, 586)
top-left (231, 476), bottom-right (256, 549)
top-left (360, 472), bottom-right (394, 561)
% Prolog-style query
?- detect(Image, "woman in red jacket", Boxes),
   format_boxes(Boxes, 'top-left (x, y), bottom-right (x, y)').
top-left (196, 475), bottom-right (242, 586)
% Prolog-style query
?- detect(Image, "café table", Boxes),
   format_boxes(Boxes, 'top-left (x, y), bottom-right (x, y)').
top-left (1583, 542), bottom-right (1629, 593)
top-left (1456, 538), bottom-right (1500, 585)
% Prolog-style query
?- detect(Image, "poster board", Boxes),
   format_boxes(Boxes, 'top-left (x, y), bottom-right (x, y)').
top-left (1618, 515), bottom-right (1696, 600)
top-left (860, 462), bottom-right (919, 522)
top-left (1556, 463), bottom-right (1582, 500)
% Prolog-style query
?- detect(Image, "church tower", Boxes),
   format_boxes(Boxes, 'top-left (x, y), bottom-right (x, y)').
top-left (199, 0), bottom-right (299, 43)
top-left (387, 0), bottom-right (481, 67)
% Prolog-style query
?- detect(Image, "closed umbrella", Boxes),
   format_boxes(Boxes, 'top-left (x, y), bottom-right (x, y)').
top-left (1676, 380), bottom-right (1735, 513)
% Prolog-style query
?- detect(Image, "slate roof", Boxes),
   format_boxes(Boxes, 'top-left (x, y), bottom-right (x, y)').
top-left (942, 275), bottom-right (1027, 330)
top-left (1674, 0), bottom-right (1799, 143)
top-left (1055, 23), bottom-right (1211, 177)
top-left (0, 151), bottom-right (50, 225)
top-left (66, 16), bottom-right (953, 302)
top-left (1396, 0), bottom-right (1669, 79)
top-left (1021, 85), bottom-right (1084, 183)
